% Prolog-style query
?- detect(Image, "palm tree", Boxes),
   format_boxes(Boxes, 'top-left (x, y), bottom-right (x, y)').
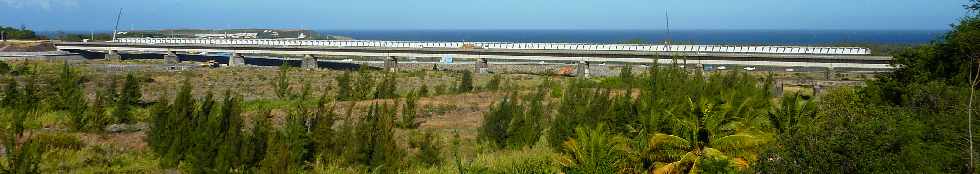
top-left (646, 96), bottom-right (771, 174)
top-left (558, 125), bottom-right (636, 174)
top-left (768, 92), bottom-right (816, 135)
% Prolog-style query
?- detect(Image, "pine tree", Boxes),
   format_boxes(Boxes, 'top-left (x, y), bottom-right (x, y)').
top-left (347, 102), bottom-right (404, 172)
top-left (418, 84), bottom-right (429, 97)
top-left (480, 93), bottom-right (517, 149)
top-left (159, 75), bottom-right (196, 167)
top-left (56, 62), bottom-right (88, 131)
top-left (112, 73), bottom-right (141, 124)
top-left (259, 108), bottom-right (310, 172)
top-left (456, 70), bottom-right (474, 93)
top-left (214, 91), bottom-right (245, 172)
top-left (398, 93), bottom-right (420, 129)
top-left (87, 89), bottom-right (110, 132)
top-left (374, 73), bottom-right (398, 99)
top-left (311, 91), bottom-right (340, 159)
top-left (353, 67), bottom-right (375, 100)
top-left (242, 110), bottom-right (272, 170)
top-left (2, 78), bottom-right (19, 108)
top-left (336, 71), bottom-right (353, 101)
top-left (274, 63), bottom-right (291, 99)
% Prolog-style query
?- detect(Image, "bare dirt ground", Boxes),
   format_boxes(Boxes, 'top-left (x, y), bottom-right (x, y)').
top-left (0, 41), bottom-right (57, 52)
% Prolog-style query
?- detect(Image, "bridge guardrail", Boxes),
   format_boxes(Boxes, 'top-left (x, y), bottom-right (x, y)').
top-left (114, 38), bottom-right (871, 55)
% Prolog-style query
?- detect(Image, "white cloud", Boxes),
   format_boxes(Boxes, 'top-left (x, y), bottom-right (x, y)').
top-left (1, 0), bottom-right (79, 10)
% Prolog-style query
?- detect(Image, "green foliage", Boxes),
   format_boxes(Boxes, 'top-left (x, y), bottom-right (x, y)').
top-left (456, 70), bottom-right (474, 93)
top-left (557, 125), bottom-right (632, 174)
top-left (485, 74), bottom-right (502, 91)
top-left (374, 73), bottom-right (398, 99)
top-left (480, 94), bottom-right (517, 149)
top-left (619, 63), bottom-right (634, 84)
top-left (86, 89), bottom-right (111, 132)
top-left (398, 93), bottom-right (421, 129)
top-left (0, 26), bottom-right (41, 40)
top-left (755, 88), bottom-right (944, 173)
top-left (259, 106), bottom-right (311, 172)
top-left (344, 102), bottom-right (405, 173)
top-left (353, 67), bottom-right (376, 100)
top-left (274, 63), bottom-right (291, 99)
top-left (242, 110), bottom-right (272, 170)
top-left (0, 62), bottom-right (10, 75)
top-left (418, 84), bottom-right (430, 97)
top-left (2, 139), bottom-right (42, 174)
top-left (409, 131), bottom-right (444, 166)
top-left (480, 79), bottom-right (550, 149)
top-left (336, 71), bottom-right (353, 101)
top-left (53, 62), bottom-right (88, 131)
top-left (112, 73), bottom-right (141, 124)
top-left (31, 132), bottom-right (83, 151)
top-left (311, 92), bottom-right (340, 160)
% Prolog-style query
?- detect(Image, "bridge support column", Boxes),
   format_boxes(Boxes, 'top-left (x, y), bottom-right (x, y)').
top-left (475, 58), bottom-right (489, 74)
top-left (302, 54), bottom-right (318, 69)
top-left (105, 50), bottom-right (121, 61)
top-left (825, 67), bottom-right (834, 80)
top-left (576, 61), bottom-right (590, 78)
top-left (229, 53), bottom-right (246, 67)
top-left (384, 56), bottom-right (398, 72)
top-left (163, 51), bottom-right (178, 64)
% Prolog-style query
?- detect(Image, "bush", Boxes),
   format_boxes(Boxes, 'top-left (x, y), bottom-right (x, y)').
top-left (455, 70), bottom-right (473, 93)
top-left (335, 71), bottom-right (353, 101)
top-left (398, 93), bottom-right (421, 129)
top-left (410, 131), bottom-right (443, 166)
top-left (111, 73), bottom-right (141, 124)
top-left (273, 63), bottom-right (291, 99)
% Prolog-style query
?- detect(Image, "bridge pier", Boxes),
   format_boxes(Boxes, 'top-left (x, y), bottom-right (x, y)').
top-left (105, 50), bottom-right (121, 61)
top-left (302, 54), bottom-right (318, 69)
top-left (164, 51), bottom-right (178, 64)
top-left (825, 67), bottom-right (834, 80)
top-left (576, 61), bottom-right (591, 78)
top-left (229, 53), bottom-right (246, 67)
top-left (475, 58), bottom-right (489, 74)
top-left (384, 56), bottom-right (398, 72)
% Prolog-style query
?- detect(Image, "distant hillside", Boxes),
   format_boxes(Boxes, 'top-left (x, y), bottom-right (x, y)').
top-left (116, 29), bottom-right (353, 40)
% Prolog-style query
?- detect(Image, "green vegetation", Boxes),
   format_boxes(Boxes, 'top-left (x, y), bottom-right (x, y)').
top-left (0, 3), bottom-right (977, 173)
top-left (0, 26), bottom-right (42, 40)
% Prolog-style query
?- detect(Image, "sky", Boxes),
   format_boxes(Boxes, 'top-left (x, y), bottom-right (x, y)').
top-left (0, 0), bottom-right (970, 31)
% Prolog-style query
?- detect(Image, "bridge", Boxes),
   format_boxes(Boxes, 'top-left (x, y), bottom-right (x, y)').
top-left (54, 38), bottom-right (894, 75)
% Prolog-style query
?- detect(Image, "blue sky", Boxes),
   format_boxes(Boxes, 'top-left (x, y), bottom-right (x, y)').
top-left (0, 0), bottom-right (969, 31)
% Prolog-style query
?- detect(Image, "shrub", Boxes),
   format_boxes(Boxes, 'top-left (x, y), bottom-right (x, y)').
top-left (398, 93), bottom-right (421, 129)
top-left (53, 62), bottom-right (88, 131)
top-left (353, 66), bottom-right (375, 100)
top-left (410, 131), bottom-right (443, 166)
top-left (335, 71), bottom-right (353, 101)
top-left (273, 63), bottom-right (291, 99)
top-left (112, 73), bottom-right (141, 124)
top-left (344, 102), bottom-right (405, 173)
top-left (485, 74), bottom-right (502, 91)
top-left (456, 70), bottom-right (473, 93)
top-left (31, 132), bottom-right (83, 150)
top-left (479, 94), bottom-right (517, 149)
top-left (374, 73), bottom-right (398, 99)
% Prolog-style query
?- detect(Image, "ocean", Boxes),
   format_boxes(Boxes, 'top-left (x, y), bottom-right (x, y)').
top-left (317, 30), bottom-right (946, 45)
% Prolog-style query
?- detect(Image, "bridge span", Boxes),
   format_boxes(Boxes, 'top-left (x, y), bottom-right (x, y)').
top-left (54, 38), bottom-right (895, 72)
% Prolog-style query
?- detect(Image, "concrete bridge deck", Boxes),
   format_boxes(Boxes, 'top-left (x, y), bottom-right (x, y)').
top-left (54, 38), bottom-right (895, 70)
